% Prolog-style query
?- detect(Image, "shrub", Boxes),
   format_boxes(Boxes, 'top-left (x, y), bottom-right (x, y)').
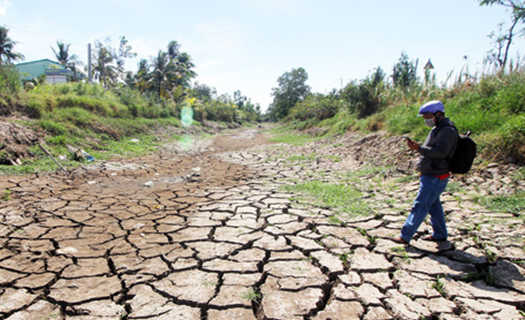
top-left (54, 107), bottom-right (95, 127)
top-left (341, 69), bottom-right (386, 118)
top-left (384, 104), bottom-right (421, 135)
top-left (478, 76), bottom-right (500, 98)
top-left (45, 135), bottom-right (67, 146)
top-left (289, 94), bottom-right (340, 121)
top-left (38, 120), bottom-right (68, 136)
top-left (0, 65), bottom-right (22, 94)
top-left (55, 95), bottom-right (129, 118)
top-left (496, 76), bottom-right (525, 114)
top-left (494, 116), bottom-right (525, 164)
top-left (197, 101), bottom-right (237, 123)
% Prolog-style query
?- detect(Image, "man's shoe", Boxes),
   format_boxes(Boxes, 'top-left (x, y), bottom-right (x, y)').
top-left (392, 235), bottom-right (409, 244)
top-left (422, 235), bottom-right (446, 242)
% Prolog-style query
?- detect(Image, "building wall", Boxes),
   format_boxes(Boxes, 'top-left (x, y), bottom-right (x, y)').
top-left (15, 59), bottom-right (65, 81)
top-left (46, 75), bottom-right (68, 84)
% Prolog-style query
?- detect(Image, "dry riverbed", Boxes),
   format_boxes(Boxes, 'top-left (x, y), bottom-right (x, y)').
top-left (0, 127), bottom-right (524, 319)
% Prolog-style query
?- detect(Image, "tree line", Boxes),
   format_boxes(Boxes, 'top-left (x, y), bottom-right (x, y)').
top-left (0, 28), bottom-right (261, 123)
top-left (267, 0), bottom-right (525, 122)
top-left (1, 0), bottom-right (524, 124)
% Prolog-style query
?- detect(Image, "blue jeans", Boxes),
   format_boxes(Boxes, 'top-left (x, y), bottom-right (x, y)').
top-left (400, 175), bottom-right (449, 242)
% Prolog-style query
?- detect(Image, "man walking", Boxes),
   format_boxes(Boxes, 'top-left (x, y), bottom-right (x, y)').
top-left (393, 100), bottom-right (458, 244)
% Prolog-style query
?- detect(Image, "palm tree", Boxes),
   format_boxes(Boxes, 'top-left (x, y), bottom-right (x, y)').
top-left (172, 52), bottom-right (197, 88)
top-left (51, 41), bottom-right (82, 80)
top-left (0, 26), bottom-right (24, 65)
top-left (167, 40), bottom-right (181, 60)
top-left (133, 58), bottom-right (150, 91)
top-left (51, 41), bottom-right (80, 67)
top-left (133, 41), bottom-right (197, 99)
top-left (147, 50), bottom-right (173, 98)
top-left (92, 41), bottom-right (119, 88)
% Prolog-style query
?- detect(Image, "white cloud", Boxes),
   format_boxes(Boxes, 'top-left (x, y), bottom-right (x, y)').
top-left (0, 0), bottom-right (11, 16)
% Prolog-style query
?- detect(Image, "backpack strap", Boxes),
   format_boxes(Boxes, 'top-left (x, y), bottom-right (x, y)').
top-left (433, 121), bottom-right (458, 160)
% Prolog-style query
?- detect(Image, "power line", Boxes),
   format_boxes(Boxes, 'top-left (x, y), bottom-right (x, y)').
top-left (4, 24), bottom-right (87, 47)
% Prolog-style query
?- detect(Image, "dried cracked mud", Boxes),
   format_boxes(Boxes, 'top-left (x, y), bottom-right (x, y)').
top-left (1, 128), bottom-right (524, 320)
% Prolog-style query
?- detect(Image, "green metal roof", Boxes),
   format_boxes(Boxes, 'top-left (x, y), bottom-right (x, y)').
top-left (14, 59), bottom-right (67, 81)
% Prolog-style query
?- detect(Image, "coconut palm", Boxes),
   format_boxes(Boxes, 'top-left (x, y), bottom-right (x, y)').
top-left (51, 41), bottom-right (82, 80)
top-left (51, 41), bottom-right (79, 67)
top-left (172, 52), bottom-right (197, 88)
top-left (92, 41), bottom-right (120, 88)
top-left (93, 46), bottom-right (119, 88)
top-left (147, 50), bottom-right (174, 98)
top-left (167, 40), bottom-right (181, 60)
top-left (131, 41), bottom-right (197, 98)
top-left (164, 40), bottom-right (197, 88)
top-left (0, 26), bottom-right (24, 65)
top-left (125, 58), bottom-right (147, 89)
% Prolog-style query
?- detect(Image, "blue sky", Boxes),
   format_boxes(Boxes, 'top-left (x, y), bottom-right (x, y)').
top-left (2, 0), bottom-right (522, 110)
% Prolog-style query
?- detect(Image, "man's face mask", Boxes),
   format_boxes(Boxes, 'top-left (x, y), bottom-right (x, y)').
top-left (424, 117), bottom-right (435, 128)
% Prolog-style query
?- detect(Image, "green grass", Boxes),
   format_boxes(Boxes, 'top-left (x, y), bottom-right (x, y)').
top-left (287, 154), bottom-right (316, 162)
top-left (281, 180), bottom-right (372, 217)
top-left (339, 165), bottom-right (393, 186)
top-left (242, 289), bottom-right (262, 302)
top-left (512, 167), bottom-right (525, 182)
top-left (325, 155), bottom-right (342, 162)
top-left (446, 182), bottom-right (462, 194)
top-left (475, 192), bottom-right (525, 215)
top-left (395, 175), bottom-right (418, 184)
top-left (269, 132), bottom-right (322, 145)
top-left (0, 131), bottom-right (167, 175)
top-left (0, 80), bottom-right (261, 175)
top-left (0, 106), bottom-right (189, 175)
top-left (379, 73), bottom-right (525, 164)
top-left (268, 126), bottom-right (323, 145)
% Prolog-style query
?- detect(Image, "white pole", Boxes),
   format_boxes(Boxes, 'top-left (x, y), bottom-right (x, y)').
top-left (88, 43), bottom-right (92, 83)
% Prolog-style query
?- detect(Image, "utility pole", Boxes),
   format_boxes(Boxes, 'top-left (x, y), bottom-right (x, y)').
top-left (88, 43), bottom-right (92, 83)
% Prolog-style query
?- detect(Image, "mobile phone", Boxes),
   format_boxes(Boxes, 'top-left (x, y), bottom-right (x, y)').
top-left (402, 136), bottom-right (412, 142)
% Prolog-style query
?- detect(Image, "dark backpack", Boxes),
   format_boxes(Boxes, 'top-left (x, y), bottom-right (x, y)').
top-left (449, 129), bottom-right (476, 174)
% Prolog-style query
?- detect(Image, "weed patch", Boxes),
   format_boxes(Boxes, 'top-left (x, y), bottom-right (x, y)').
top-left (281, 181), bottom-right (372, 217)
top-left (268, 127), bottom-right (323, 145)
top-left (475, 192), bottom-right (525, 215)
top-left (242, 289), bottom-right (262, 302)
top-left (3, 189), bottom-right (11, 201)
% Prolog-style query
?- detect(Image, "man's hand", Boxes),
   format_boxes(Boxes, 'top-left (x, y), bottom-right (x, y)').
top-left (407, 139), bottom-right (420, 151)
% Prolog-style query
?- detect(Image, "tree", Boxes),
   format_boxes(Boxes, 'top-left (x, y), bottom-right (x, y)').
top-left (147, 50), bottom-right (173, 98)
top-left (51, 41), bottom-right (82, 80)
top-left (234, 90), bottom-right (247, 108)
top-left (479, 0), bottom-right (525, 72)
top-left (129, 40), bottom-right (196, 99)
top-left (173, 52), bottom-right (197, 88)
top-left (192, 82), bottom-right (217, 102)
top-left (392, 52), bottom-right (417, 91)
top-left (51, 41), bottom-right (78, 66)
top-left (132, 58), bottom-right (149, 91)
top-left (92, 40), bottom-right (119, 88)
top-left (341, 67), bottom-right (386, 118)
top-left (167, 40), bottom-right (181, 60)
top-left (268, 67), bottom-right (310, 121)
top-left (91, 37), bottom-right (136, 88)
top-left (0, 26), bottom-right (24, 65)
top-left (116, 36), bottom-right (136, 72)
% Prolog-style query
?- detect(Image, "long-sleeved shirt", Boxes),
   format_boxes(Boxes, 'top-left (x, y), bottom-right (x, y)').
top-left (417, 117), bottom-right (459, 176)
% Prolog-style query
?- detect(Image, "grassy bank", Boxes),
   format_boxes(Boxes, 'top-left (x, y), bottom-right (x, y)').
top-left (0, 80), bottom-right (256, 174)
top-left (285, 71), bottom-right (525, 165)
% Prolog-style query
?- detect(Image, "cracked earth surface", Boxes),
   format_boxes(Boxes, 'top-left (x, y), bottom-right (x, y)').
top-left (0, 127), bottom-right (524, 319)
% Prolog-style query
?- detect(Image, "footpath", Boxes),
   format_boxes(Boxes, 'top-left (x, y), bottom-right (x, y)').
top-left (0, 128), bottom-right (524, 319)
